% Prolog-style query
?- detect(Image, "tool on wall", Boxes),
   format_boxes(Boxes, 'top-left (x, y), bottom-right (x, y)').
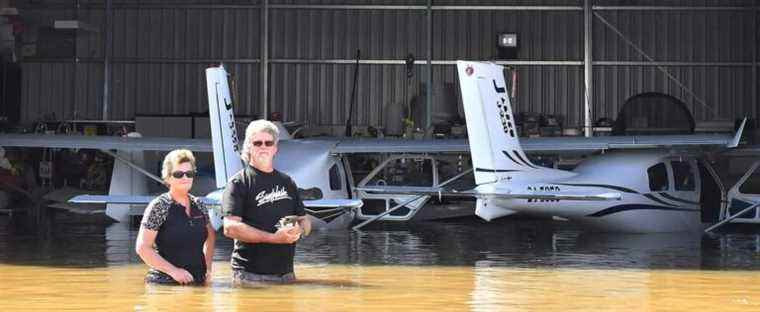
top-left (345, 49), bottom-right (361, 137)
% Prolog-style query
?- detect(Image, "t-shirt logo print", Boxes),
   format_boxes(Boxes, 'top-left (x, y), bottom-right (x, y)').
top-left (255, 185), bottom-right (292, 207)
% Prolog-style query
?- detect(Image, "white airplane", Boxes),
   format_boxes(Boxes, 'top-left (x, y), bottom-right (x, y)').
top-left (0, 65), bottom-right (366, 230)
top-left (0, 62), bottom-right (746, 232)
top-left (0, 65), bottom-right (476, 228)
top-left (357, 61), bottom-right (747, 233)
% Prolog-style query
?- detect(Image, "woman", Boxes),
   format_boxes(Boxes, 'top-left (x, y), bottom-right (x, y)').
top-left (135, 149), bottom-right (216, 285)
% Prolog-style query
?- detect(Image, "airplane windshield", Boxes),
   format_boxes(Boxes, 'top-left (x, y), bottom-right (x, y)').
top-left (648, 163), bottom-right (669, 191)
top-left (329, 164), bottom-right (342, 191)
top-left (672, 161), bottom-right (695, 191)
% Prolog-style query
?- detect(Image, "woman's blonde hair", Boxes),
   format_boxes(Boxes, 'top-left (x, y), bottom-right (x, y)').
top-left (240, 119), bottom-right (280, 163)
top-left (161, 149), bottom-right (196, 181)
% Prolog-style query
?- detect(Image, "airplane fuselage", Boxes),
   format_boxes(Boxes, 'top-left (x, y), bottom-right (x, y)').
top-left (484, 150), bottom-right (705, 233)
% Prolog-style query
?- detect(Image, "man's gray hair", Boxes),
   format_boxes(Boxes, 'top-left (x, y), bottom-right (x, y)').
top-left (241, 119), bottom-right (280, 163)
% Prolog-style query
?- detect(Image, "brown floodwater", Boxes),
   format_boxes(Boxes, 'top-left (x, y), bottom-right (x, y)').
top-left (1, 218), bottom-right (760, 311)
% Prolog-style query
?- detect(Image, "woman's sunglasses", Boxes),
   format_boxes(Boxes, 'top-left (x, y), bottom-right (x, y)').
top-left (252, 140), bottom-right (275, 147)
top-left (171, 170), bottom-right (196, 179)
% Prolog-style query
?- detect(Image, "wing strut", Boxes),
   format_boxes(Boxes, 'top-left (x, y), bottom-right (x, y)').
top-left (100, 149), bottom-right (164, 186)
top-left (705, 201), bottom-right (760, 233)
top-left (352, 168), bottom-right (473, 231)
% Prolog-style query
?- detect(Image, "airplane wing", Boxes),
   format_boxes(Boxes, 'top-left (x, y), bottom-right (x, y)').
top-left (70, 194), bottom-right (361, 231)
top-left (356, 186), bottom-right (621, 201)
top-left (70, 194), bottom-right (362, 209)
top-left (331, 133), bottom-right (741, 155)
top-left (0, 134), bottom-right (212, 152)
top-left (303, 199), bottom-right (363, 209)
top-left (3, 118), bottom-right (743, 154)
top-left (69, 194), bottom-right (213, 204)
top-left (331, 138), bottom-right (469, 154)
top-left (329, 129), bottom-right (743, 155)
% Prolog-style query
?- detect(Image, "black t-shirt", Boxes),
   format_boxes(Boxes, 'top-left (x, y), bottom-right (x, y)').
top-left (141, 193), bottom-right (209, 282)
top-left (222, 165), bottom-right (306, 274)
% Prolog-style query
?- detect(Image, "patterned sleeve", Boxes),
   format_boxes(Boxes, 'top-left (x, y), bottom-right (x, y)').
top-left (191, 195), bottom-right (210, 226)
top-left (140, 196), bottom-right (170, 231)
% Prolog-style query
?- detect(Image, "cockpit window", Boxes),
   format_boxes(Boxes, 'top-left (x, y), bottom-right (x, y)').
top-left (739, 165), bottom-right (760, 195)
top-left (328, 164), bottom-right (342, 191)
top-left (648, 163), bottom-right (669, 191)
top-left (671, 161), bottom-right (695, 191)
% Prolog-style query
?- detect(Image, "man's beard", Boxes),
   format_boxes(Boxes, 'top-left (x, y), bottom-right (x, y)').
top-left (254, 153), bottom-right (272, 165)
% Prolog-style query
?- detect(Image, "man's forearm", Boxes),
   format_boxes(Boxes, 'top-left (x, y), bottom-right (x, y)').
top-left (223, 219), bottom-right (274, 243)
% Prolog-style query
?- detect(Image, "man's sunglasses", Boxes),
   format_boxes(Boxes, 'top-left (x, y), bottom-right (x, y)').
top-left (171, 170), bottom-right (196, 179)
top-left (252, 140), bottom-right (275, 147)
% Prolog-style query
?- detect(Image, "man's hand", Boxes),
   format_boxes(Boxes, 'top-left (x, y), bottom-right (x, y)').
top-left (297, 215), bottom-right (311, 237)
top-left (290, 223), bottom-right (303, 238)
top-left (271, 225), bottom-right (301, 244)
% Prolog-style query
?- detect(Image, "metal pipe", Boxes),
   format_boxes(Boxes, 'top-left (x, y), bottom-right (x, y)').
top-left (24, 4), bottom-right (577, 10)
top-left (593, 6), bottom-right (751, 11)
top-left (72, 0), bottom-right (80, 119)
top-left (23, 57), bottom-right (760, 67)
top-left (426, 0), bottom-right (432, 132)
top-left (271, 5), bottom-right (426, 10)
top-left (261, 0), bottom-right (269, 118)
top-left (23, 3), bottom-right (751, 11)
top-left (755, 7), bottom-right (758, 130)
top-left (592, 61), bottom-right (754, 67)
top-left (101, 0), bottom-right (111, 120)
top-left (433, 6), bottom-right (580, 11)
top-left (584, 0), bottom-right (592, 137)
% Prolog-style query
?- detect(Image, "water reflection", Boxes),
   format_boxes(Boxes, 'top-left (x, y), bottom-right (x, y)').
top-left (1, 218), bottom-right (760, 310)
top-left (296, 219), bottom-right (760, 270)
top-left (1, 218), bottom-right (760, 271)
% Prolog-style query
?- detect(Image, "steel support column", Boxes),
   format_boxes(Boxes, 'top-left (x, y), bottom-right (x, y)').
top-left (426, 0), bottom-right (433, 133)
top-left (754, 7), bottom-right (758, 128)
top-left (102, 0), bottom-right (112, 120)
top-left (261, 0), bottom-right (269, 118)
top-left (72, 0), bottom-right (80, 119)
top-left (584, 0), bottom-right (593, 137)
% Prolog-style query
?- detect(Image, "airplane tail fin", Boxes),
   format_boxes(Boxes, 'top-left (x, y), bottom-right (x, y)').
top-left (457, 61), bottom-right (539, 185)
top-left (728, 117), bottom-right (748, 148)
top-left (206, 65), bottom-right (243, 189)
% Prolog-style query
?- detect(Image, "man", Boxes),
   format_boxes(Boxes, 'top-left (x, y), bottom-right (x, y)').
top-left (222, 119), bottom-right (312, 285)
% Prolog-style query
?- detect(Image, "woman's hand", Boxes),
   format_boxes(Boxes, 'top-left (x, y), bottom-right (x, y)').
top-left (205, 267), bottom-right (213, 284)
top-left (168, 267), bottom-right (194, 285)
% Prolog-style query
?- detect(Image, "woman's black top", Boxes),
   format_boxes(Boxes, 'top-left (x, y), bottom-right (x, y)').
top-left (141, 192), bottom-right (209, 284)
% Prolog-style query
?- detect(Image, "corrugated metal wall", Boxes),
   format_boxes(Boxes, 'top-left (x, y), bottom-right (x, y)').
top-left (16, 1), bottom-right (758, 131)
top-left (268, 8), bottom-right (427, 126)
top-left (592, 8), bottom-right (756, 122)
